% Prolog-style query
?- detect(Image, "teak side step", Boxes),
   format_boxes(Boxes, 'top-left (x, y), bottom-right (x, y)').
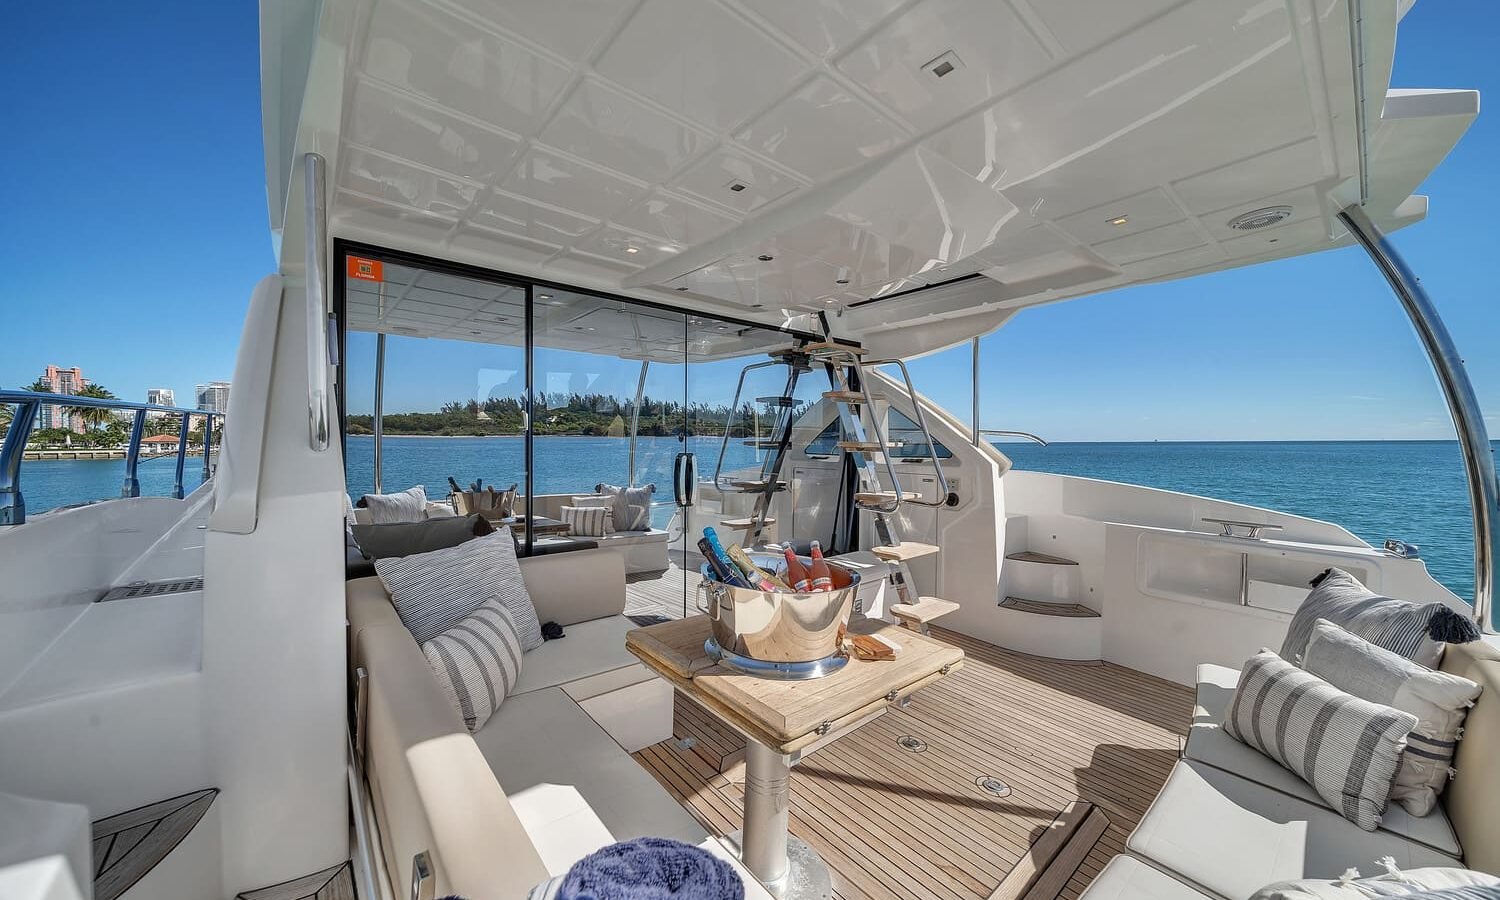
top-left (1006, 550), bottom-right (1079, 566)
top-left (722, 517), bottom-right (776, 529)
top-left (999, 596), bottom-right (1100, 618)
top-left (871, 541), bottom-right (941, 561)
top-left (855, 490), bottom-right (921, 506)
top-left (93, 788), bottom-right (218, 900)
top-left (837, 440), bottom-right (903, 452)
top-left (890, 596), bottom-right (960, 625)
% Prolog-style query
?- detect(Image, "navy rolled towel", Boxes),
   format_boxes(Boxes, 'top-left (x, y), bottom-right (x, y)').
top-left (557, 838), bottom-right (744, 900)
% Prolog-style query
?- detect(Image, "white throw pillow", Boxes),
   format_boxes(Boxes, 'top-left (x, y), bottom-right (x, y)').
top-left (570, 495), bottom-right (617, 534)
top-left (421, 598), bottom-right (524, 733)
top-left (374, 530), bottom-right (542, 650)
top-left (559, 504), bottom-right (612, 538)
top-left (596, 482), bottom-right (654, 532)
top-left (1303, 619), bottom-right (1482, 816)
top-left (1224, 650), bottom-right (1417, 830)
top-left (361, 485), bottom-right (428, 524)
top-left (1250, 864), bottom-right (1499, 899)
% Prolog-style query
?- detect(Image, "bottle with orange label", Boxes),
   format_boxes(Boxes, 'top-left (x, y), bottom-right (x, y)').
top-left (808, 540), bottom-right (834, 591)
top-left (781, 546), bottom-right (812, 592)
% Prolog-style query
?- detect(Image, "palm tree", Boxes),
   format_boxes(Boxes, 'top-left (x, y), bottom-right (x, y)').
top-left (66, 383), bottom-right (118, 431)
top-left (25, 378), bottom-right (51, 393)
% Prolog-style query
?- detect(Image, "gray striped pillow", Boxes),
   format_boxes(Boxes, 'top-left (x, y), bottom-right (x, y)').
top-left (1224, 650), bottom-right (1417, 830)
top-left (1281, 568), bottom-right (1472, 668)
top-left (421, 599), bottom-right (523, 732)
top-left (374, 530), bottom-right (542, 650)
top-left (559, 504), bottom-right (611, 537)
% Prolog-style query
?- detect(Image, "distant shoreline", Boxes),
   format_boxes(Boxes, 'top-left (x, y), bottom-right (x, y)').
top-left (344, 434), bottom-right (1483, 445)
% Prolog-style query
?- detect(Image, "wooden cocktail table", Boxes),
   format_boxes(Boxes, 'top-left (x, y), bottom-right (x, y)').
top-left (626, 615), bottom-right (963, 899)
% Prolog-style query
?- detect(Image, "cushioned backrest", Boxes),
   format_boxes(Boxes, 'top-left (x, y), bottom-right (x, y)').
top-left (1440, 636), bottom-right (1500, 874)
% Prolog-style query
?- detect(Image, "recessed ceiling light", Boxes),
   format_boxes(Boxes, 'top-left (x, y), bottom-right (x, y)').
top-left (470, 330), bottom-right (482, 335)
top-left (675, 287), bottom-right (689, 292)
top-left (727, 181), bottom-right (748, 193)
top-left (538, 293), bottom-right (552, 300)
top-left (921, 51), bottom-right (964, 80)
top-left (757, 254), bottom-right (774, 262)
top-left (835, 278), bottom-right (850, 285)
top-left (1107, 215), bottom-right (1129, 226)
top-left (625, 247), bottom-right (639, 254)
top-left (715, 325), bottom-right (728, 331)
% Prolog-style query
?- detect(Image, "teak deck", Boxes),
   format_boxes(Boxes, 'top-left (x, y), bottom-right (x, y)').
top-left (632, 626), bottom-right (1192, 900)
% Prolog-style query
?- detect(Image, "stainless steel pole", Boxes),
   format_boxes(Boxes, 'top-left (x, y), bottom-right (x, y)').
top-left (121, 408), bottom-right (147, 498)
top-left (741, 741), bottom-right (792, 885)
top-left (629, 360), bottom-right (649, 486)
top-left (0, 401), bottom-right (40, 524)
top-left (1338, 204), bottom-right (1498, 631)
top-left (173, 413), bottom-right (192, 499)
top-left (971, 336), bottom-right (981, 446)
top-left (305, 152), bottom-right (331, 451)
top-left (373, 332), bottom-right (386, 494)
top-left (202, 417), bottom-right (215, 482)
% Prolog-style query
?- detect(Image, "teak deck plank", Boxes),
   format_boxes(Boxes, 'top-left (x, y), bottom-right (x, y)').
top-left (632, 622), bottom-right (1189, 900)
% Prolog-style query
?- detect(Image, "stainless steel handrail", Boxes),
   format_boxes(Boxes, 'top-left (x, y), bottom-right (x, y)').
top-left (0, 390), bottom-right (223, 525)
top-left (1339, 204), bottom-right (1498, 633)
top-left (305, 152), bottom-right (331, 452)
top-left (979, 429), bottom-right (1049, 446)
top-left (866, 358), bottom-right (951, 508)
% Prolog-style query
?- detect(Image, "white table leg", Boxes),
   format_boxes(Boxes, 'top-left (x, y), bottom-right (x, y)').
top-left (731, 740), bottom-right (832, 900)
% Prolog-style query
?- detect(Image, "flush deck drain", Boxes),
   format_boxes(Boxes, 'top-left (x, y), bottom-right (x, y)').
top-left (975, 776), bottom-right (1012, 798)
top-left (895, 736), bottom-right (927, 753)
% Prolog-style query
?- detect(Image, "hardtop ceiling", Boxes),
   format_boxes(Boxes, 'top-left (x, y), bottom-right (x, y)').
top-left (312, 0), bottom-right (1475, 341)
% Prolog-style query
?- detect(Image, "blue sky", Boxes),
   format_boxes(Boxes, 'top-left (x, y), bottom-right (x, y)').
top-left (4, 2), bottom-right (1495, 440)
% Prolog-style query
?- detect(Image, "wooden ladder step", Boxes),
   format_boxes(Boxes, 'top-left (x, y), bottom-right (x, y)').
top-left (742, 439), bottom-right (783, 448)
top-left (871, 541), bottom-right (940, 561)
top-left (726, 480), bottom-right (787, 493)
top-left (754, 396), bottom-right (797, 407)
top-left (722, 517), bottom-right (775, 529)
top-left (822, 390), bottom-right (872, 403)
top-left (890, 596), bottom-right (959, 626)
top-left (999, 596), bottom-right (1099, 618)
top-left (855, 490), bottom-right (920, 506)
top-left (837, 440), bottom-right (901, 453)
top-left (1006, 551), bottom-right (1079, 566)
top-left (988, 801), bottom-right (1109, 900)
top-left (803, 340), bottom-right (867, 357)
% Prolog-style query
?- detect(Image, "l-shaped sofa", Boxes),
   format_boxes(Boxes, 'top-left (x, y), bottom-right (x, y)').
top-left (346, 547), bottom-right (768, 899)
top-left (1080, 639), bottom-right (1500, 898)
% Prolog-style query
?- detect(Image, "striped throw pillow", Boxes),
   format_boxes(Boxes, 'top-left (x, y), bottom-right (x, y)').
top-left (1302, 619), bottom-right (1482, 817)
top-left (421, 599), bottom-right (523, 732)
top-left (560, 504), bottom-right (612, 537)
top-left (1224, 650), bottom-right (1418, 831)
top-left (374, 530), bottom-right (542, 650)
top-left (1281, 567), bottom-right (1478, 668)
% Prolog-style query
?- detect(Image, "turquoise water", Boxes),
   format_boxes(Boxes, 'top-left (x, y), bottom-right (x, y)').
top-left (18, 437), bottom-right (1481, 600)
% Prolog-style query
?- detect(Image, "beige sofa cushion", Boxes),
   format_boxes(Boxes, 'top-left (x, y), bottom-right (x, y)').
top-left (512, 616), bottom-right (644, 696)
top-left (1128, 761), bottom-right (1457, 900)
top-left (1439, 636), bottom-right (1500, 875)
top-left (1186, 664), bottom-right (1462, 857)
top-left (474, 687), bottom-right (706, 862)
top-left (518, 549), bottom-right (626, 626)
top-left (1079, 855), bottom-right (1214, 900)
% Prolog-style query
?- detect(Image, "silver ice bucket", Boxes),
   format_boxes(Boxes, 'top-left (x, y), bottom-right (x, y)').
top-left (697, 554), bottom-right (860, 665)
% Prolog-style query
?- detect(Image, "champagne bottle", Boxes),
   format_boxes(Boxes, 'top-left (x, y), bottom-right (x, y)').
top-left (699, 538), bottom-right (749, 587)
top-left (808, 540), bottom-right (834, 591)
top-left (726, 544), bottom-right (779, 592)
top-left (782, 546), bottom-right (812, 592)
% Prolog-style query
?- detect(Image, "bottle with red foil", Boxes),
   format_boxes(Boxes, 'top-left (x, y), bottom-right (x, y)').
top-left (808, 540), bottom-right (834, 591)
top-left (781, 546), bottom-right (812, 592)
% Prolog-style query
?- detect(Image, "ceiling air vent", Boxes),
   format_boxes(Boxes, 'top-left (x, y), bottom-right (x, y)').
top-left (99, 577), bottom-right (205, 603)
top-left (1227, 206), bottom-right (1293, 231)
top-left (922, 51), bottom-right (963, 79)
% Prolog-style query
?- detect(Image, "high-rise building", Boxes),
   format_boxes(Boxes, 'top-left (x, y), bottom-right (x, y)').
top-left (147, 388), bottom-right (176, 407)
top-left (196, 382), bottom-right (231, 414)
top-left (36, 365), bottom-right (88, 433)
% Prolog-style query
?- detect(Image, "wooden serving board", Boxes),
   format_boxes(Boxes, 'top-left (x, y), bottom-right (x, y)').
top-left (627, 615), bottom-right (963, 753)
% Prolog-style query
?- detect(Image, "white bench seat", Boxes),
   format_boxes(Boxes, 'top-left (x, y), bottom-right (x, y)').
top-left (1129, 760), bottom-right (1458, 900)
top-left (1078, 855), bottom-right (1214, 900)
top-left (1185, 663), bottom-right (1463, 858)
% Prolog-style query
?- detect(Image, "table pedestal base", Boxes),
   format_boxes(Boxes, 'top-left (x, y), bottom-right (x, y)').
top-left (726, 832), bottom-right (832, 900)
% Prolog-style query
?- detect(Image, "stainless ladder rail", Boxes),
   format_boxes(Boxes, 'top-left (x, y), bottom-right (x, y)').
top-left (710, 349), bottom-right (811, 547)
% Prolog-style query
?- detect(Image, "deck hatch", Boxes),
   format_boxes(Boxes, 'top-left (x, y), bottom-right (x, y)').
top-left (99, 577), bottom-right (204, 603)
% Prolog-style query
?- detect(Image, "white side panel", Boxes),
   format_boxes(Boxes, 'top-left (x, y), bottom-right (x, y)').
top-left (203, 276), bottom-right (347, 895)
top-left (209, 274), bottom-right (283, 535)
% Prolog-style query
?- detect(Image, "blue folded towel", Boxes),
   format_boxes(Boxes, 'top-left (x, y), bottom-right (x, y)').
top-left (554, 838), bottom-right (744, 900)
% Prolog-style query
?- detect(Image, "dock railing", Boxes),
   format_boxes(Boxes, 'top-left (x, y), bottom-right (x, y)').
top-left (0, 390), bottom-right (224, 524)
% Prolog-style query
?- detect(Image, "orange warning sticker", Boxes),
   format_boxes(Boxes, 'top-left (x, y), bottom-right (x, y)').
top-left (347, 256), bottom-right (384, 282)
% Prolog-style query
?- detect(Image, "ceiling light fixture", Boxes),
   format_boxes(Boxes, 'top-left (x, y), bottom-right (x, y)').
top-left (675, 287), bottom-right (690, 292)
top-left (921, 50), bottom-right (964, 80)
top-left (625, 247), bottom-right (639, 254)
top-left (757, 254), bottom-right (774, 262)
top-left (727, 181), bottom-right (748, 193)
top-left (538, 293), bottom-right (552, 300)
top-left (835, 266), bottom-right (851, 285)
top-left (1107, 215), bottom-right (1129, 226)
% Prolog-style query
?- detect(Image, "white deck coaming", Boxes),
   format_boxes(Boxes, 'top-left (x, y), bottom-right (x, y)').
top-left (264, 0), bottom-right (1474, 349)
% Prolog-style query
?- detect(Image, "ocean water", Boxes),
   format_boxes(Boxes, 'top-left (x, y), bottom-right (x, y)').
top-left (18, 437), bottom-right (1481, 600)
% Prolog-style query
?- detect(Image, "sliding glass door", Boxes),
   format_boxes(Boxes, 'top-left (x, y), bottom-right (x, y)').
top-left (336, 243), bottom-right (812, 619)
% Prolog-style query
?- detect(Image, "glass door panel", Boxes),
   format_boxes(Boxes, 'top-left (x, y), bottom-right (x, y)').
top-left (533, 290), bottom-right (690, 617)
